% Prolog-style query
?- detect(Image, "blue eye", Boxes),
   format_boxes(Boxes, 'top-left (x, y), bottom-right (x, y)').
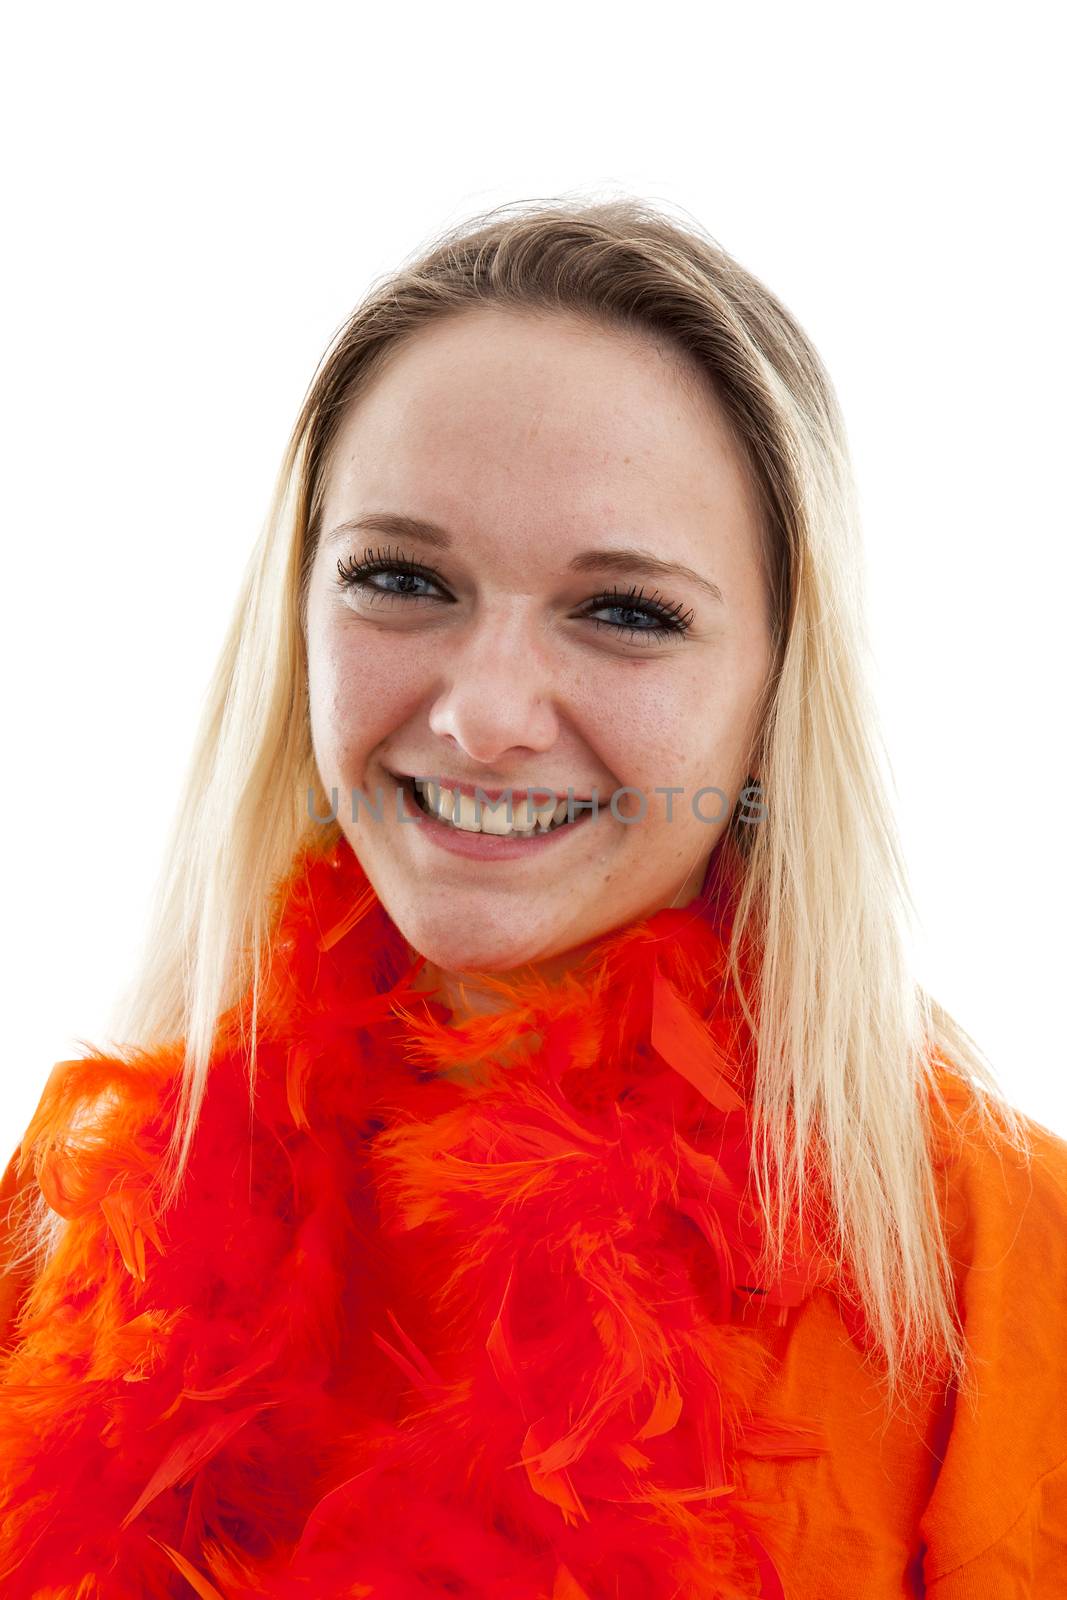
top-left (580, 585), bottom-right (694, 643)
top-left (337, 552), bottom-right (439, 602)
top-left (335, 546), bottom-right (694, 644)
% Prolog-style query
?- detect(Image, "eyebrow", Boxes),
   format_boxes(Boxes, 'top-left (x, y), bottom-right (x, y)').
top-left (322, 512), bottom-right (725, 604)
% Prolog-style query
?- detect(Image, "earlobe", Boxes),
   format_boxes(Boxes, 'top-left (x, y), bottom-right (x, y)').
top-left (735, 776), bottom-right (766, 827)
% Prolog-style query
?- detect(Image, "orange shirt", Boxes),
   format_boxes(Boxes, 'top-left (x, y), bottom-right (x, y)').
top-left (2, 1103), bottom-right (1066, 1595)
top-left (732, 1106), bottom-right (1067, 1593)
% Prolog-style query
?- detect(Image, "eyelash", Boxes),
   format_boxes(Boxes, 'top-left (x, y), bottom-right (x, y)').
top-left (334, 544), bottom-right (695, 644)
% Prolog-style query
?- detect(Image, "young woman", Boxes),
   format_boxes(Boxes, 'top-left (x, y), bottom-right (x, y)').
top-left (1, 198), bottom-right (1064, 1598)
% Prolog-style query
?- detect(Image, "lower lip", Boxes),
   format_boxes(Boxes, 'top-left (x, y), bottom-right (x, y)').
top-left (388, 774), bottom-right (594, 861)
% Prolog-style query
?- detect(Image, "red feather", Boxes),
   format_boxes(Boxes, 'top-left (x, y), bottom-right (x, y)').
top-left (0, 835), bottom-right (846, 1598)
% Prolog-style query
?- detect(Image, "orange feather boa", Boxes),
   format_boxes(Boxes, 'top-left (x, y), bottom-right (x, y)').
top-left (0, 836), bottom-right (849, 1597)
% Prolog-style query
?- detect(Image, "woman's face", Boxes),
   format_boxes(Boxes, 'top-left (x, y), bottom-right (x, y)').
top-left (305, 306), bottom-right (772, 975)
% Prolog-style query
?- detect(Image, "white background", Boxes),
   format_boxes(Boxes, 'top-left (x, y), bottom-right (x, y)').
top-left (2, 1), bottom-right (1063, 1153)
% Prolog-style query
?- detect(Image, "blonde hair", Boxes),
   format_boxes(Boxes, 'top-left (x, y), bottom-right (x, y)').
top-left (17, 193), bottom-right (1031, 1403)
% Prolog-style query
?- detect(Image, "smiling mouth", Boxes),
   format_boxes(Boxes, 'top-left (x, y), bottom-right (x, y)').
top-left (390, 772), bottom-right (587, 837)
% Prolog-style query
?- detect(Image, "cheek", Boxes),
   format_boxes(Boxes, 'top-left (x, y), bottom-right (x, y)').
top-left (601, 659), bottom-right (757, 816)
top-left (590, 664), bottom-right (705, 780)
top-left (307, 610), bottom-right (432, 779)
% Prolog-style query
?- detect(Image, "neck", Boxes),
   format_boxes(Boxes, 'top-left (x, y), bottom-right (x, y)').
top-left (402, 939), bottom-right (602, 1021)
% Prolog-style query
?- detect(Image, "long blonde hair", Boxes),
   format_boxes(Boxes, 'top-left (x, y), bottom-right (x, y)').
top-left (21, 194), bottom-right (1031, 1403)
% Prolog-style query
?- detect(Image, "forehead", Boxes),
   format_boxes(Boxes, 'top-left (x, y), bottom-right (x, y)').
top-left (332, 309), bottom-right (735, 471)
top-left (318, 308), bottom-right (761, 574)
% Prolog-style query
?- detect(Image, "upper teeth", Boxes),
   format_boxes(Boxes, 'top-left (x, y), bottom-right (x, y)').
top-left (413, 781), bottom-right (573, 835)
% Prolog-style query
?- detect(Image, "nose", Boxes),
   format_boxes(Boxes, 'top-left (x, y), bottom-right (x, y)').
top-left (426, 606), bottom-right (561, 765)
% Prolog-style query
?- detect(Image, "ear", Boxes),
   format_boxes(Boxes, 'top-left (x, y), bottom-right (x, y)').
top-left (735, 776), bottom-right (766, 827)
